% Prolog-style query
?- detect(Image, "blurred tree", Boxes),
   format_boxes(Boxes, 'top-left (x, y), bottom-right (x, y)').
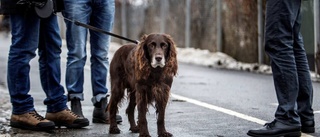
top-left (223, 0), bottom-right (258, 63)
top-left (0, 15), bottom-right (10, 34)
top-left (113, 0), bottom-right (267, 64)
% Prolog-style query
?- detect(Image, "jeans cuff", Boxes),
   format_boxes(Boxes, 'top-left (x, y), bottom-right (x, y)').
top-left (91, 94), bottom-right (109, 105)
top-left (68, 93), bottom-right (84, 101)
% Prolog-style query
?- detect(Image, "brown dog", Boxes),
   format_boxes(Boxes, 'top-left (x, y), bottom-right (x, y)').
top-left (108, 33), bottom-right (178, 137)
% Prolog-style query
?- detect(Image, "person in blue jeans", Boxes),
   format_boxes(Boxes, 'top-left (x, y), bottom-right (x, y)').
top-left (247, 0), bottom-right (315, 136)
top-left (62, 0), bottom-right (122, 123)
top-left (1, 0), bottom-right (89, 131)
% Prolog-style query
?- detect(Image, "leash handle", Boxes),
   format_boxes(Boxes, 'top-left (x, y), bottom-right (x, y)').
top-left (74, 21), bottom-right (139, 44)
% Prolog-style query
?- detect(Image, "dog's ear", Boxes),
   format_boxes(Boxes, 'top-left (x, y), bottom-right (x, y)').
top-left (140, 34), bottom-right (148, 41)
top-left (164, 34), bottom-right (178, 76)
top-left (136, 34), bottom-right (150, 60)
top-left (164, 34), bottom-right (175, 57)
top-left (135, 34), bottom-right (151, 80)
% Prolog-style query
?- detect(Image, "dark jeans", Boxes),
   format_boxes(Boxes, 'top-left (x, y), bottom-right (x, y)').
top-left (7, 12), bottom-right (67, 114)
top-left (62, 0), bottom-right (115, 104)
top-left (265, 0), bottom-right (314, 126)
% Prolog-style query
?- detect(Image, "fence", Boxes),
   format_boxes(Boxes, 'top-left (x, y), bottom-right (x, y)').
top-left (111, 0), bottom-right (262, 63)
top-left (56, 0), bottom-right (320, 73)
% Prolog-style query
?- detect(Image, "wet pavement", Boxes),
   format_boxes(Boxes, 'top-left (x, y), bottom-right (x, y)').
top-left (0, 32), bottom-right (11, 136)
top-left (0, 88), bottom-right (11, 136)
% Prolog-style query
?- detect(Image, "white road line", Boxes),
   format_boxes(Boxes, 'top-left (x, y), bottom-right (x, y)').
top-left (314, 111), bottom-right (320, 114)
top-left (171, 93), bottom-right (314, 137)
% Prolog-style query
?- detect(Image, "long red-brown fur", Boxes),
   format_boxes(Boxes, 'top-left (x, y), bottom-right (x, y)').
top-left (108, 33), bottom-right (177, 137)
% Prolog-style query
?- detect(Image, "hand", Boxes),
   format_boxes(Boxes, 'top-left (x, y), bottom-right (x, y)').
top-left (17, 0), bottom-right (46, 8)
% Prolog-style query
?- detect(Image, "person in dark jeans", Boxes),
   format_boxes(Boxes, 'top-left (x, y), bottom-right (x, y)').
top-left (1, 0), bottom-right (89, 131)
top-left (247, 0), bottom-right (315, 136)
top-left (62, 0), bottom-right (122, 124)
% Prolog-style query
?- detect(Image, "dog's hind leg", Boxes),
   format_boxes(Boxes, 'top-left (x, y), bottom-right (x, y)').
top-left (108, 79), bottom-right (125, 134)
top-left (126, 89), bottom-right (139, 133)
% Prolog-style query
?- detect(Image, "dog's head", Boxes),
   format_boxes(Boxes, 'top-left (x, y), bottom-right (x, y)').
top-left (135, 33), bottom-right (178, 79)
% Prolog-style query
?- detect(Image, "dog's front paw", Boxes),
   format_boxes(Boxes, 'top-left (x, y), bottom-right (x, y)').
top-left (129, 126), bottom-right (139, 133)
top-left (109, 126), bottom-right (121, 134)
top-left (158, 132), bottom-right (173, 137)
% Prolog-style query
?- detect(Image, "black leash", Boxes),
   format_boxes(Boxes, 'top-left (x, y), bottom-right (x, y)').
top-left (54, 13), bottom-right (139, 44)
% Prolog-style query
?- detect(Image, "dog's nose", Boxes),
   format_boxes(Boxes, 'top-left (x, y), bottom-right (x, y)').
top-left (155, 57), bottom-right (162, 62)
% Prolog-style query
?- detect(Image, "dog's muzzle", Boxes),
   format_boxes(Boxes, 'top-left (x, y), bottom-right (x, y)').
top-left (151, 55), bottom-right (165, 68)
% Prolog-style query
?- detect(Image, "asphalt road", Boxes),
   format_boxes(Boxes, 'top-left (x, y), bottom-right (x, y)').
top-left (1, 33), bottom-right (320, 137)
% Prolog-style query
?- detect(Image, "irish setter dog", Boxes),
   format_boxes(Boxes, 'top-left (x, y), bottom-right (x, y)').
top-left (108, 33), bottom-right (178, 137)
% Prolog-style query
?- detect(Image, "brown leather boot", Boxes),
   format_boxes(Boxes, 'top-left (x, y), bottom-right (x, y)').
top-left (10, 111), bottom-right (55, 131)
top-left (45, 109), bottom-right (89, 128)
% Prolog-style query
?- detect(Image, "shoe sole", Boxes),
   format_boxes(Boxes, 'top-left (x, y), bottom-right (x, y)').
top-left (92, 117), bottom-right (122, 124)
top-left (54, 120), bottom-right (90, 129)
top-left (247, 131), bottom-right (301, 137)
top-left (301, 127), bottom-right (315, 133)
top-left (10, 121), bottom-right (55, 131)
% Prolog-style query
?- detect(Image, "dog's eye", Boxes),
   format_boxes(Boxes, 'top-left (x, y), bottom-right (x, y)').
top-left (161, 43), bottom-right (168, 49)
top-left (150, 42), bottom-right (156, 48)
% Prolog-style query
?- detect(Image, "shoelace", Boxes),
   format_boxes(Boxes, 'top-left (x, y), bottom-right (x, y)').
top-left (29, 111), bottom-right (46, 121)
top-left (264, 120), bottom-right (277, 129)
top-left (66, 109), bottom-right (80, 118)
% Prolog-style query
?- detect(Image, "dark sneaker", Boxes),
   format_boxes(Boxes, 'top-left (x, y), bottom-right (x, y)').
top-left (10, 111), bottom-right (55, 131)
top-left (247, 120), bottom-right (301, 137)
top-left (45, 109), bottom-right (89, 128)
top-left (301, 120), bottom-right (315, 133)
top-left (92, 97), bottom-right (122, 124)
top-left (71, 98), bottom-right (84, 117)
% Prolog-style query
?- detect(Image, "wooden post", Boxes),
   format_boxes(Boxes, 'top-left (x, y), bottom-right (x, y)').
top-left (314, 0), bottom-right (320, 76)
top-left (216, 0), bottom-right (222, 52)
top-left (257, 0), bottom-right (264, 64)
top-left (160, 0), bottom-right (168, 33)
top-left (121, 0), bottom-right (127, 44)
top-left (185, 0), bottom-right (191, 48)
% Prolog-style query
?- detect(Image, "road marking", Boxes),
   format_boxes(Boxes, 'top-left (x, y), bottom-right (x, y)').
top-left (314, 111), bottom-right (320, 114)
top-left (171, 93), bottom-right (314, 137)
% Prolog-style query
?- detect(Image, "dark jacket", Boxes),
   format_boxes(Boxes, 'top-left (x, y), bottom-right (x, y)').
top-left (0, 0), bottom-right (26, 15)
top-left (0, 0), bottom-right (64, 15)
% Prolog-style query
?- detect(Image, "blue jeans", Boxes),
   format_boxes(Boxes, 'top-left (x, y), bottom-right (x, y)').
top-left (265, 0), bottom-right (314, 126)
top-left (8, 13), bottom-right (67, 114)
top-left (62, 0), bottom-right (115, 104)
